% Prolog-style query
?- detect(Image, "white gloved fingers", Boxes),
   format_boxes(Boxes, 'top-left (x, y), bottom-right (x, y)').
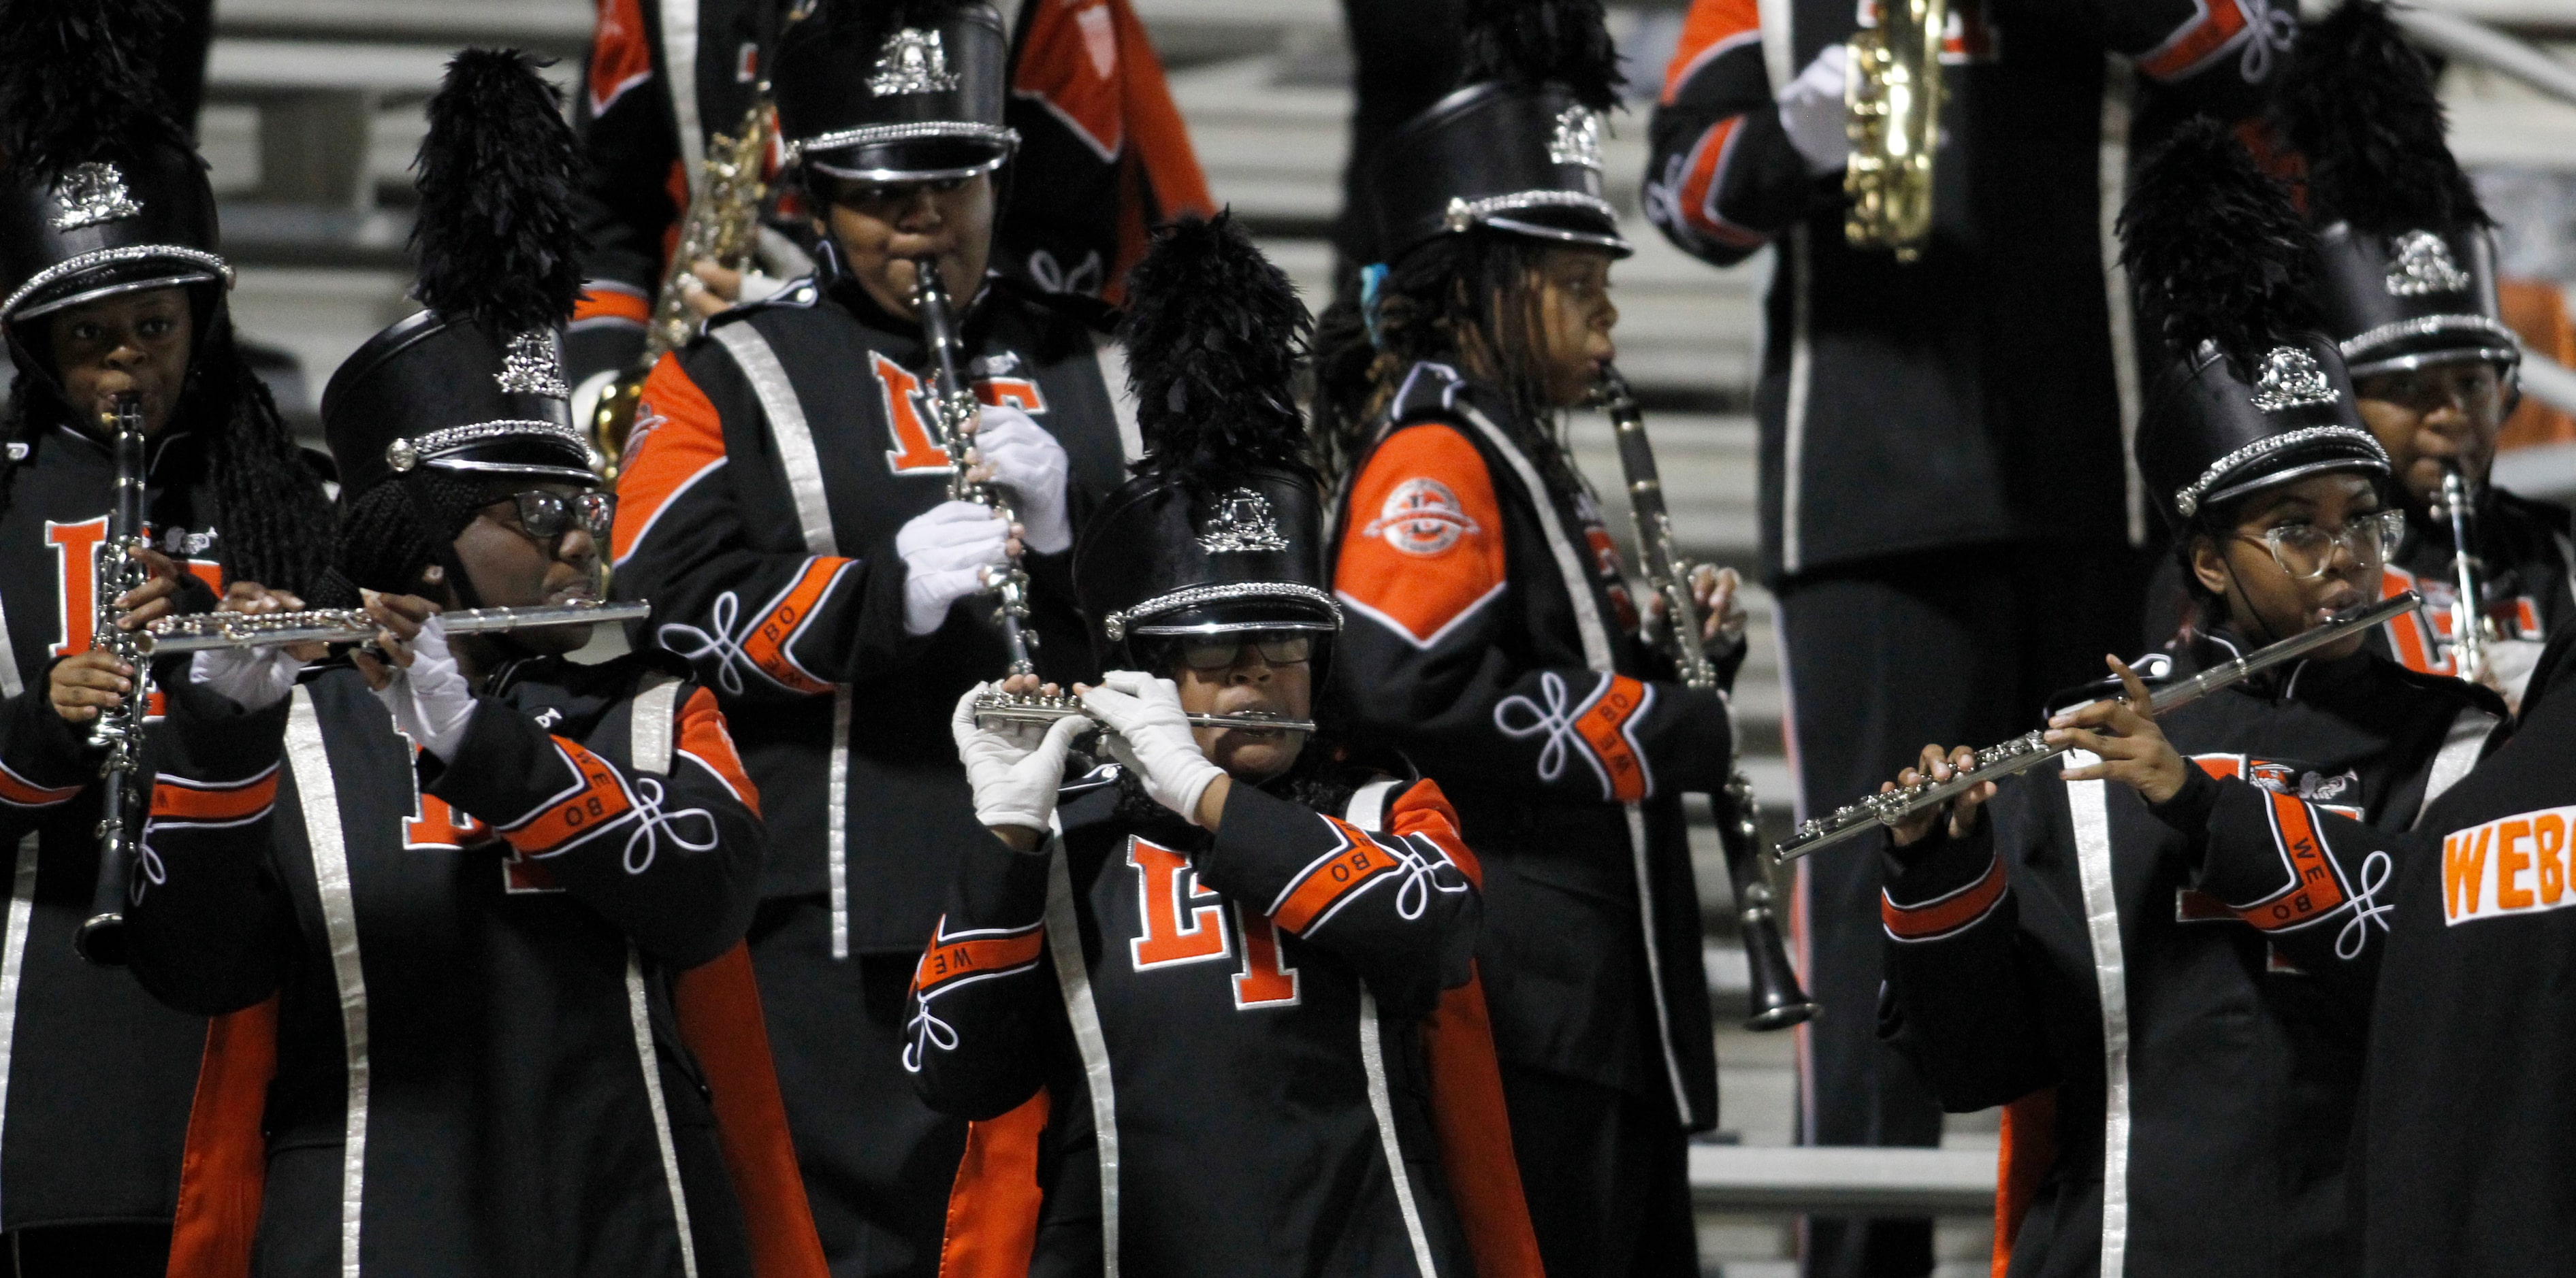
top-left (1777, 44), bottom-right (1852, 177)
top-left (950, 682), bottom-right (993, 752)
top-left (897, 501), bottom-right (1008, 556)
top-left (964, 705), bottom-right (1093, 833)
top-left (736, 269), bottom-right (784, 304)
top-left (1080, 671), bottom-right (1221, 824)
top-left (970, 407), bottom-right (1072, 555)
top-left (384, 615), bottom-right (479, 761)
top-left (187, 644), bottom-right (302, 712)
top-left (905, 566), bottom-right (991, 637)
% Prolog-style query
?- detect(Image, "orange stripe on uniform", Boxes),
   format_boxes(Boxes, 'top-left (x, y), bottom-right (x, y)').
top-left (673, 944), bottom-right (831, 1278)
top-left (1882, 854), bottom-right (2008, 940)
top-left (500, 739), bottom-right (637, 857)
top-left (1385, 776), bottom-right (1482, 888)
top-left (937, 1090), bottom-right (1050, 1278)
top-left (165, 995), bottom-right (280, 1278)
top-left (0, 759), bottom-right (82, 808)
top-left (574, 282), bottom-right (652, 327)
top-left (150, 766), bottom-right (280, 823)
top-left (1423, 968), bottom-right (1545, 1278)
top-left (1271, 817), bottom-right (1417, 935)
top-left (742, 559), bottom-right (853, 694)
top-left (1991, 1088), bottom-right (2058, 1278)
top-left (1673, 116), bottom-right (1766, 250)
top-left (1572, 674), bottom-right (1654, 802)
top-left (1660, 0), bottom-right (1762, 104)
top-left (676, 687), bottom-right (762, 817)
top-left (2136, 0), bottom-right (2249, 82)
top-left (2232, 791), bottom-right (2347, 930)
top-left (913, 918), bottom-right (1046, 998)
top-left (1336, 425), bottom-right (1509, 648)
top-left (614, 353), bottom-right (729, 566)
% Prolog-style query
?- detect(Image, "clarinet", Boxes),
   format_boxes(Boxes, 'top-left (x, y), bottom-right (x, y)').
top-left (912, 257), bottom-right (1035, 676)
top-left (76, 395), bottom-right (152, 966)
top-left (2438, 466), bottom-right (2492, 687)
top-left (1774, 591), bottom-right (2426, 862)
top-left (1596, 366), bottom-right (1818, 1031)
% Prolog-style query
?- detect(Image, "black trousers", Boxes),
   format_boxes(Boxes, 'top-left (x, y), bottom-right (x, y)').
top-left (1500, 1062), bottom-right (1701, 1278)
top-left (750, 898), bottom-right (968, 1278)
top-left (6, 1224), bottom-right (167, 1278)
top-left (1775, 542), bottom-right (2146, 1278)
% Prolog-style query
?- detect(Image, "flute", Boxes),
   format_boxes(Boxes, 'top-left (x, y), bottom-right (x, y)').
top-left (140, 599), bottom-right (651, 655)
top-left (1773, 591), bottom-right (2424, 863)
top-left (972, 689), bottom-right (1315, 736)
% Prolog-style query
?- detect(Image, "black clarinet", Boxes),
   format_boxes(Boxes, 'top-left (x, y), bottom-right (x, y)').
top-left (76, 393), bottom-right (151, 966)
top-left (1597, 366), bottom-right (1818, 1030)
top-left (912, 257), bottom-right (1035, 676)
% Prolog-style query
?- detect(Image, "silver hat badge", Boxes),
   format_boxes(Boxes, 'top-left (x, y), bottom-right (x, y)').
top-left (2248, 346), bottom-right (2338, 412)
top-left (2383, 229), bottom-right (2470, 297)
top-left (1198, 488), bottom-right (1291, 553)
top-left (49, 163), bottom-right (143, 231)
top-left (1548, 105), bottom-right (1606, 171)
top-left (869, 28), bottom-right (963, 95)
top-left (496, 331), bottom-right (570, 399)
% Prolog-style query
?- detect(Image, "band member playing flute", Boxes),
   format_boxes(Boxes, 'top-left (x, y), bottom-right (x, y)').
top-left (1871, 122), bottom-right (2505, 1278)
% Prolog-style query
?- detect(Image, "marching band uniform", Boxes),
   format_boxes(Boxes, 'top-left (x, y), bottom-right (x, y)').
top-left (0, 12), bottom-right (336, 1267)
top-left (2268, 1), bottom-right (2576, 707)
top-left (1642, 4), bottom-right (2304, 1269)
top-left (1327, 12), bottom-right (1726, 1269)
top-left (608, 7), bottom-right (1126, 1272)
top-left (120, 52), bottom-right (813, 1277)
top-left (2159, 625), bottom-right (2576, 1277)
top-left (1875, 122), bottom-right (2503, 1278)
top-left (907, 214), bottom-right (1538, 1277)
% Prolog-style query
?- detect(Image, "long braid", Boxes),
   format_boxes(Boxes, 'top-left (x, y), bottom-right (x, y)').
top-left (197, 334), bottom-right (336, 595)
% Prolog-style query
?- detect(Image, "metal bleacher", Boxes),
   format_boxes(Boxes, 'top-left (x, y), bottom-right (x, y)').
top-left (199, 0), bottom-right (2576, 1271)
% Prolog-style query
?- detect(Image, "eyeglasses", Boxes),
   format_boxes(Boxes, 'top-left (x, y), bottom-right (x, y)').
top-left (1173, 633), bottom-right (1315, 671)
top-left (495, 490), bottom-right (616, 544)
top-left (2240, 509), bottom-right (2406, 580)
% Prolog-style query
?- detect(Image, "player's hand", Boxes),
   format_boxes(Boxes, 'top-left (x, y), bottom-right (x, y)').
top-left (113, 546), bottom-right (187, 631)
top-left (896, 502), bottom-right (1021, 637)
top-left (2048, 655), bottom-right (2187, 804)
top-left (1886, 744), bottom-right (1997, 849)
top-left (952, 681), bottom-right (1089, 850)
top-left (49, 649), bottom-right (131, 723)
top-left (1691, 563), bottom-right (1747, 647)
top-left (1777, 44), bottom-right (1852, 176)
top-left (1078, 671), bottom-right (1226, 827)
top-left (680, 259), bottom-right (786, 319)
top-left (353, 593), bottom-right (477, 763)
top-left (967, 406), bottom-right (1072, 555)
top-left (187, 580), bottom-right (321, 711)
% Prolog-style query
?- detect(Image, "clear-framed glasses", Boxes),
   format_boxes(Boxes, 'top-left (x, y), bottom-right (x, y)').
top-left (498, 489), bottom-right (617, 543)
top-left (2243, 509), bottom-right (2406, 580)
top-left (1174, 632), bottom-right (1315, 671)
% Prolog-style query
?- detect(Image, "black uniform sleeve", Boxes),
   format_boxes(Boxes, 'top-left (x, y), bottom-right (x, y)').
top-left (609, 349), bottom-right (927, 706)
top-left (1191, 776), bottom-right (1480, 1017)
top-left (1875, 781), bottom-right (2061, 1113)
top-left (903, 836), bottom-right (1061, 1121)
top-left (1334, 421), bottom-right (1737, 804)
top-left (1642, 0), bottom-right (1826, 266)
top-left (566, 0), bottom-right (683, 387)
top-left (125, 676), bottom-right (295, 1016)
top-left (0, 673), bottom-right (99, 821)
top-left (421, 680), bottom-right (765, 967)
top-left (2166, 769), bottom-right (2410, 1006)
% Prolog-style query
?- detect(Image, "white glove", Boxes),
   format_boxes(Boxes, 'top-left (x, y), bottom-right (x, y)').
top-left (896, 500), bottom-right (1010, 637)
top-left (1079, 670), bottom-right (1225, 825)
top-left (370, 614), bottom-right (479, 762)
top-left (188, 644), bottom-right (304, 712)
top-left (736, 268), bottom-right (786, 305)
top-left (950, 684), bottom-right (1091, 836)
top-left (971, 405), bottom-right (1072, 555)
top-left (1777, 44), bottom-right (1851, 177)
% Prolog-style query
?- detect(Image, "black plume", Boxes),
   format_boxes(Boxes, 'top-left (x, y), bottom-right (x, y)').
top-left (2277, 0), bottom-right (2486, 233)
top-left (2118, 118), bottom-right (2319, 375)
top-left (0, 0), bottom-right (186, 179)
top-left (1462, 0), bottom-right (1624, 111)
top-left (410, 49), bottom-right (585, 335)
top-left (1118, 212), bottom-right (1313, 485)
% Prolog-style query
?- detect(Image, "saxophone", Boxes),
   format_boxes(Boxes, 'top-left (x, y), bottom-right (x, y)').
top-left (76, 393), bottom-right (151, 966)
top-left (590, 98), bottom-right (773, 481)
top-left (1843, 0), bottom-right (1948, 260)
top-left (1596, 367), bottom-right (1818, 1031)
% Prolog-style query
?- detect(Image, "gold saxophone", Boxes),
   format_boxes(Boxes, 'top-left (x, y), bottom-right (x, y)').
top-left (590, 99), bottom-right (773, 482)
top-left (1843, 0), bottom-right (1948, 261)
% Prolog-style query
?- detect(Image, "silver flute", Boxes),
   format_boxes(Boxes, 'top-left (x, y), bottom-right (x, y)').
top-left (140, 599), bottom-right (651, 655)
top-left (1773, 591), bottom-right (2425, 863)
top-left (971, 689), bottom-right (1315, 736)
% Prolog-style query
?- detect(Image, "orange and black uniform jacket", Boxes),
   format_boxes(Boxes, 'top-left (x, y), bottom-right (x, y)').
top-left (1330, 359), bottom-right (1733, 1131)
top-left (1876, 633), bottom-right (2503, 1278)
top-left (1644, 0), bottom-right (2299, 578)
top-left (904, 761), bottom-right (1543, 1278)
top-left (2367, 488), bottom-right (2575, 706)
top-left (2159, 628), bottom-right (2576, 1277)
top-left (123, 653), bottom-right (820, 1278)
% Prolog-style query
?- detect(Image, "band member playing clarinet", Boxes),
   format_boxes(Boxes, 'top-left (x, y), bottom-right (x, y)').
top-left (118, 51), bottom-right (814, 1277)
top-left (909, 214), bottom-right (1540, 1277)
top-left (1871, 122), bottom-right (2504, 1278)
top-left (2274, 1), bottom-right (2573, 712)
top-left (0, 5), bottom-right (335, 1270)
top-left (1315, 1), bottom-right (1739, 1268)
top-left (607, 3), bottom-right (1127, 1270)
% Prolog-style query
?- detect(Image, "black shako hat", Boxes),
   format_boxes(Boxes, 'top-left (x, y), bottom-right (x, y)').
top-left (2281, 0), bottom-right (2515, 379)
top-left (2121, 118), bottom-right (2391, 529)
top-left (1368, 0), bottom-right (1631, 262)
top-left (1076, 214), bottom-right (1340, 668)
top-left (775, 0), bottom-right (1018, 184)
top-left (0, 0), bottom-right (228, 332)
top-left (323, 50), bottom-right (593, 498)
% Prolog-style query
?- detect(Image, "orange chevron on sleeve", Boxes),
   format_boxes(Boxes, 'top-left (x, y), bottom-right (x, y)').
top-left (1385, 777), bottom-right (1481, 889)
top-left (1661, 0), bottom-right (1762, 103)
top-left (2135, 0), bottom-right (2249, 82)
top-left (675, 687), bottom-right (762, 818)
top-left (1334, 425), bottom-right (1508, 648)
top-left (2232, 791), bottom-right (2348, 931)
top-left (574, 282), bottom-right (651, 327)
top-left (0, 759), bottom-right (83, 809)
top-left (742, 558), bottom-right (854, 695)
top-left (1270, 817), bottom-right (1415, 936)
top-left (150, 765), bottom-right (281, 824)
top-left (913, 917), bottom-right (1048, 998)
top-left (499, 739), bottom-right (637, 857)
top-left (614, 353), bottom-right (729, 566)
top-left (1882, 853), bottom-right (2008, 941)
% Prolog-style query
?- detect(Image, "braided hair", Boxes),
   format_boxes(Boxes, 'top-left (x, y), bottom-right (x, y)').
top-left (317, 468), bottom-right (489, 609)
top-left (1313, 231), bottom-right (1578, 495)
top-left (0, 320), bottom-right (336, 595)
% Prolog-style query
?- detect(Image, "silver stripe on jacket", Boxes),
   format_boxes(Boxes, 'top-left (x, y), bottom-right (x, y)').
top-left (1346, 779), bottom-right (1440, 1275)
top-left (2063, 756), bottom-right (2132, 1277)
top-left (0, 834), bottom-right (39, 1218)
top-left (287, 689), bottom-right (372, 1278)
